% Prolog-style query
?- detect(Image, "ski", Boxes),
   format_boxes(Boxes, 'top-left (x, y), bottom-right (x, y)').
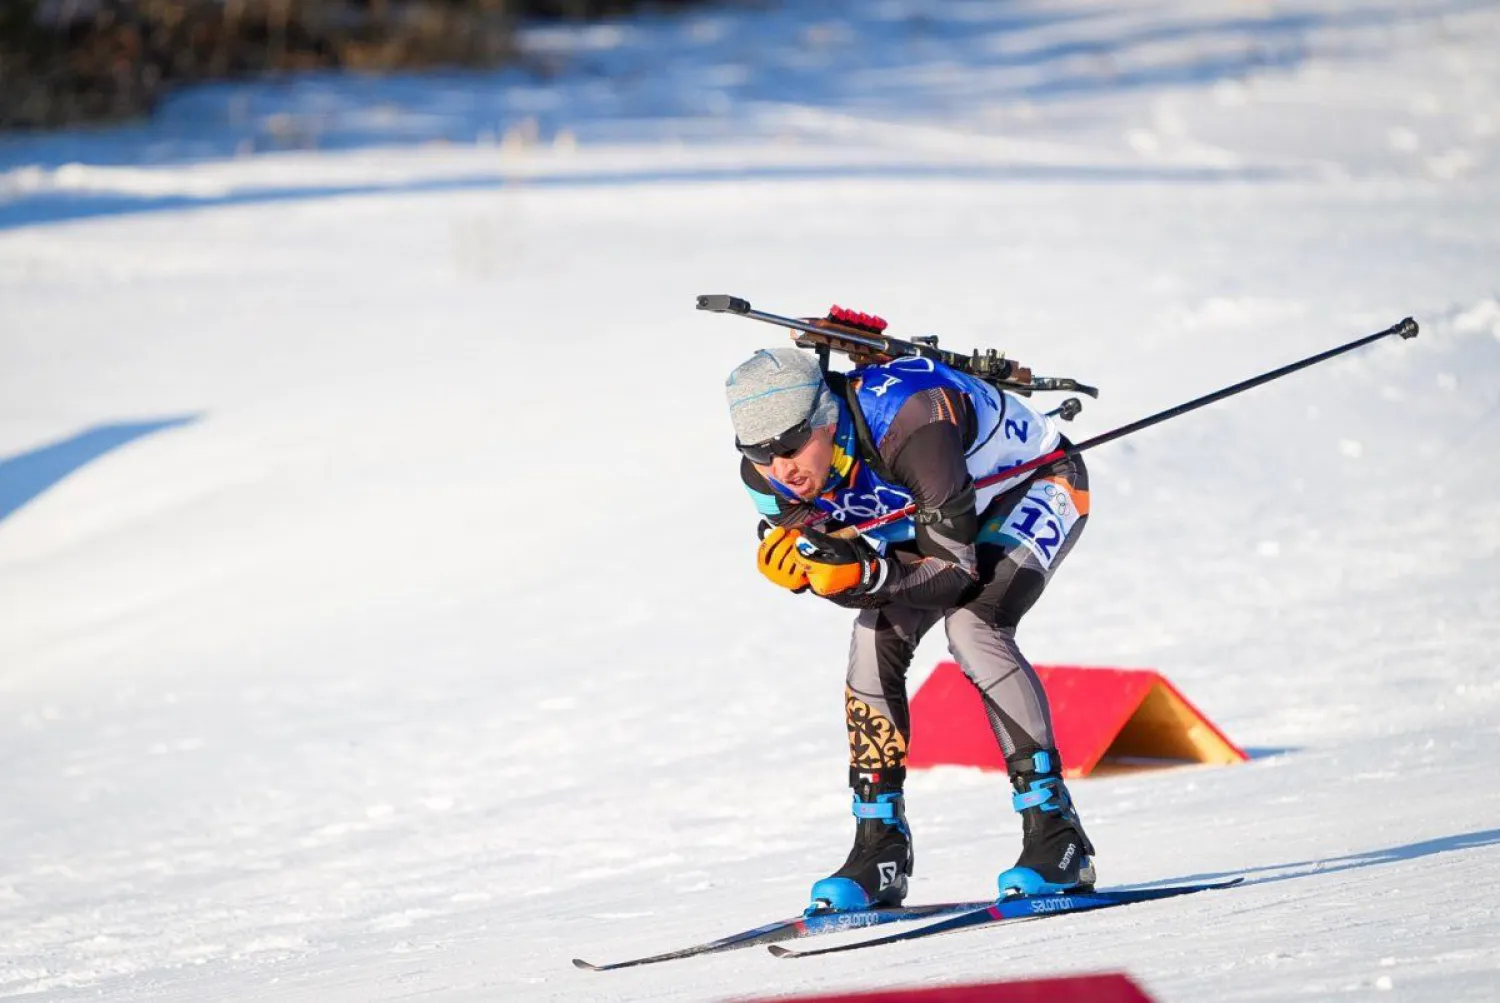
top-left (767, 877), bottom-right (1244, 959)
top-left (572, 899), bottom-right (993, 971)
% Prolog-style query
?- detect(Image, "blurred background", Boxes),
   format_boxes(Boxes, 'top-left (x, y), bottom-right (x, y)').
top-left (1, 0), bottom-right (707, 128)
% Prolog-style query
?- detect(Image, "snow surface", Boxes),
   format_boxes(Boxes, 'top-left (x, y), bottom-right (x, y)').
top-left (2, 0), bottom-right (1500, 999)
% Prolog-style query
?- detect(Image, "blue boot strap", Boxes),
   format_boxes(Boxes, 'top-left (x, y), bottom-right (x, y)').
top-left (852, 795), bottom-right (902, 820)
top-left (1012, 788), bottom-right (1049, 811)
top-left (1012, 779), bottom-right (1064, 813)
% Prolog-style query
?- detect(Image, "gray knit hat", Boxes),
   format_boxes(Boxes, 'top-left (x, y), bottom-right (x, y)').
top-left (725, 347), bottom-right (841, 446)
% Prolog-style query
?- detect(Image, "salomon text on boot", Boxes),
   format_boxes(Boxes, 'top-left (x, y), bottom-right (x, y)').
top-left (996, 748), bottom-right (1096, 897)
top-left (808, 767), bottom-right (913, 913)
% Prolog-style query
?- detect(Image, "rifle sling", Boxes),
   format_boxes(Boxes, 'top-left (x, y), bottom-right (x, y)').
top-left (824, 371), bottom-right (898, 487)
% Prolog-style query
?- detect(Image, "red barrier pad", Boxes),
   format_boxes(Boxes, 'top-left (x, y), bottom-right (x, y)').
top-left (737, 972), bottom-right (1155, 1002)
top-left (907, 662), bottom-right (1247, 777)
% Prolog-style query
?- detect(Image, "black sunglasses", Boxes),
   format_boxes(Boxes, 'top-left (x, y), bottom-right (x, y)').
top-left (735, 419), bottom-right (815, 465)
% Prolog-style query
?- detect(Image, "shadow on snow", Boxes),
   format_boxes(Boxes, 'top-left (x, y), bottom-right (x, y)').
top-left (0, 417), bottom-right (200, 525)
top-left (0, 159), bottom-right (1298, 231)
top-left (1136, 827), bottom-right (1500, 891)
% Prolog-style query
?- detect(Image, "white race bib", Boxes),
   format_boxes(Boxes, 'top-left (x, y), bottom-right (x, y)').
top-left (980, 476), bottom-right (1086, 569)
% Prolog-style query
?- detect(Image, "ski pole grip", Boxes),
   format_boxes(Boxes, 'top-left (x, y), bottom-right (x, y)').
top-left (1394, 317), bottom-right (1419, 340)
top-left (697, 294), bottom-right (751, 314)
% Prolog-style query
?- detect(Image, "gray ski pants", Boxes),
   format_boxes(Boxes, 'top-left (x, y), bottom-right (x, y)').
top-left (843, 455), bottom-right (1089, 774)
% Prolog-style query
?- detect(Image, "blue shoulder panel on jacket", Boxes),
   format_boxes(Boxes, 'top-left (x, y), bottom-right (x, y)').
top-left (745, 485), bottom-right (782, 517)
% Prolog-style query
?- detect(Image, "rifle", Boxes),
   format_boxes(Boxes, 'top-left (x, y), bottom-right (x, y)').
top-left (695, 294), bottom-right (1100, 400)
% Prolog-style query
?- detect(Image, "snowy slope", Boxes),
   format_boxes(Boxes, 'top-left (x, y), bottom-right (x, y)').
top-left (2, 1), bottom-right (1499, 1000)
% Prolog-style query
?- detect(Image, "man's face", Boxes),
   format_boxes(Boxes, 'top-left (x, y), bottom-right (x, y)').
top-left (758, 423), bottom-right (837, 501)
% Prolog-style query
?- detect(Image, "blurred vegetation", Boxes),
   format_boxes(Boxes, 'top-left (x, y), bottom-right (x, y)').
top-left (0, 0), bottom-right (706, 129)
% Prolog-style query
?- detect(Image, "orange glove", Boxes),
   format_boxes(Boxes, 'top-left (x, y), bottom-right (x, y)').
top-left (794, 528), bottom-right (887, 597)
top-left (757, 524), bottom-right (809, 593)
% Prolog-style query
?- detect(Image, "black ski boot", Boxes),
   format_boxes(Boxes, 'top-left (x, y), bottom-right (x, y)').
top-left (996, 748), bottom-right (1097, 896)
top-left (807, 767), bottom-right (913, 913)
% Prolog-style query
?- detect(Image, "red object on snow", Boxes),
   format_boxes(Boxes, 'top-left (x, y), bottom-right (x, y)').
top-left (906, 662), bottom-right (1247, 777)
top-left (735, 972), bottom-right (1156, 1002)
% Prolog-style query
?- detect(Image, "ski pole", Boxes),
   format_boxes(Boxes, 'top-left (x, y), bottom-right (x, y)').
top-left (834, 316), bottom-right (1419, 538)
